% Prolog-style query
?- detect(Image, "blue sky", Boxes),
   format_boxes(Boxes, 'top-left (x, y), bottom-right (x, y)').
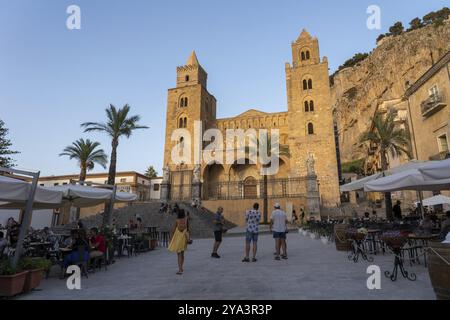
top-left (0, 0), bottom-right (448, 177)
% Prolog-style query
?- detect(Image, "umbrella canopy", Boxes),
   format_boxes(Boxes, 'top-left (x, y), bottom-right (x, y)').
top-left (364, 168), bottom-right (450, 192)
top-left (340, 160), bottom-right (426, 192)
top-left (53, 184), bottom-right (114, 208)
top-left (115, 191), bottom-right (138, 202)
top-left (0, 175), bottom-right (63, 207)
top-left (415, 194), bottom-right (450, 206)
top-left (419, 158), bottom-right (450, 180)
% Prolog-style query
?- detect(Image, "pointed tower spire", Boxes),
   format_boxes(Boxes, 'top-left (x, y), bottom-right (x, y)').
top-left (186, 51), bottom-right (200, 66)
top-left (296, 29), bottom-right (312, 42)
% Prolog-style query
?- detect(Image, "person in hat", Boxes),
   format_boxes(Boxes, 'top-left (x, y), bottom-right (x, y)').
top-left (270, 203), bottom-right (288, 260)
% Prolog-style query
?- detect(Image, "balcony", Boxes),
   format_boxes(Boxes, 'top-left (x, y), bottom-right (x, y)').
top-left (429, 151), bottom-right (450, 161)
top-left (421, 94), bottom-right (447, 118)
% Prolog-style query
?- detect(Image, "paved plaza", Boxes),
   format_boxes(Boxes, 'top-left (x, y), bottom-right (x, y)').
top-left (20, 233), bottom-right (435, 300)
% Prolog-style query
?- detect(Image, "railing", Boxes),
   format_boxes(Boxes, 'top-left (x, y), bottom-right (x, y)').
top-left (203, 177), bottom-right (308, 200)
top-left (421, 94), bottom-right (446, 117)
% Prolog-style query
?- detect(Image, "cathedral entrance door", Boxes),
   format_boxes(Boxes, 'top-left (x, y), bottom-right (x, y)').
top-left (243, 177), bottom-right (257, 199)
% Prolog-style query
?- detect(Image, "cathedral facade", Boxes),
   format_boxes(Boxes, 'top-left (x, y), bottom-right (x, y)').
top-left (162, 30), bottom-right (340, 225)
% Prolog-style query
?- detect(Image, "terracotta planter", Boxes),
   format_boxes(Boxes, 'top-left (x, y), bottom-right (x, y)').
top-left (427, 241), bottom-right (450, 300)
top-left (0, 271), bottom-right (28, 297)
top-left (23, 269), bottom-right (44, 293)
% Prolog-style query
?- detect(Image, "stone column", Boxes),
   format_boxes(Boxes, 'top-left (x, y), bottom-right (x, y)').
top-left (161, 165), bottom-right (170, 202)
top-left (192, 181), bottom-right (202, 204)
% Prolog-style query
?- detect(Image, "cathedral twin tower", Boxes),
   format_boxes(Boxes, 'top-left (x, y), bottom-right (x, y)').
top-left (162, 29), bottom-right (340, 223)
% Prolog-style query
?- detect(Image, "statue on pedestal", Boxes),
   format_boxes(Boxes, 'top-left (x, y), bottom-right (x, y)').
top-left (193, 164), bottom-right (201, 183)
top-left (162, 165), bottom-right (170, 182)
top-left (306, 153), bottom-right (315, 175)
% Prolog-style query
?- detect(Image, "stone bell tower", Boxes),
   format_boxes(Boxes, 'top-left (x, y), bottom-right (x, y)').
top-left (285, 29), bottom-right (340, 208)
top-left (161, 51), bottom-right (217, 202)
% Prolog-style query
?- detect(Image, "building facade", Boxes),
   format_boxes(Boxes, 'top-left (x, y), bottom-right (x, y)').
top-left (162, 30), bottom-right (341, 225)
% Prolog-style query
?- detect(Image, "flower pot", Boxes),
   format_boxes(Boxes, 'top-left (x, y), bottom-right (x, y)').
top-left (0, 271), bottom-right (28, 297)
top-left (427, 241), bottom-right (450, 300)
top-left (23, 269), bottom-right (44, 293)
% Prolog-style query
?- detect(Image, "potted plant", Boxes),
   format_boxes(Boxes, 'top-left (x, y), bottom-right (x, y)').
top-left (19, 257), bottom-right (51, 292)
top-left (0, 259), bottom-right (28, 297)
top-left (320, 230), bottom-right (329, 244)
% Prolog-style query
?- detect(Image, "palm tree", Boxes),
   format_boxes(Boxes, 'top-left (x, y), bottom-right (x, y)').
top-left (246, 134), bottom-right (290, 223)
top-left (359, 110), bottom-right (411, 220)
top-left (81, 104), bottom-right (148, 226)
top-left (59, 138), bottom-right (108, 181)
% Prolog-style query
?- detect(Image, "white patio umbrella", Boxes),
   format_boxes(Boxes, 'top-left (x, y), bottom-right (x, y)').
top-left (52, 184), bottom-right (113, 208)
top-left (364, 168), bottom-right (450, 192)
top-left (0, 175), bottom-right (63, 207)
top-left (115, 191), bottom-right (138, 202)
top-left (414, 194), bottom-right (450, 207)
top-left (340, 160), bottom-right (426, 192)
top-left (419, 158), bottom-right (450, 180)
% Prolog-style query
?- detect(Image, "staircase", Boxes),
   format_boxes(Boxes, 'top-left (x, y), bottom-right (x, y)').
top-left (69, 201), bottom-right (236, 239)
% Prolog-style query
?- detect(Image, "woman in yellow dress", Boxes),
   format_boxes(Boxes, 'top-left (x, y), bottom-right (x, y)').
top-left (168, 208), bottom-right (189, 275)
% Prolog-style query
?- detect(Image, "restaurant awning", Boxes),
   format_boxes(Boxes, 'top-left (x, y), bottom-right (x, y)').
top-left (364, 168), bottom-right (450, 192)
top-left (339, 160), bottom-right (427, 192)
top-left (419, 158), bottom-right (450, 180)
top-left (0, 175), bottom-right (63, 208)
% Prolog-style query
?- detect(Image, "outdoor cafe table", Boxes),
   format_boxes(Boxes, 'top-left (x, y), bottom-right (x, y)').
top-left (117, 234), bottom-right (132, 257)
top-left (367, 229), bottom-right (382, 254)
top-left (382, 235), bottom-right (417, 282)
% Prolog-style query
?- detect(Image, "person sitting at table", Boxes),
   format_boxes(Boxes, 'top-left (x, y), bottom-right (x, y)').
top-left (363, 211), bottom-right (370, 222)
top-left (0, 231), bottom-right (8, 258)
top-left (371, 210), bottom-right (378, 221)
top-left (419, 215), bottom-right (434, 234)
top-left (89, 227), bottom-right (106, 259)
top-left (63, 229), bottom-right (90, 269)
top-left (441, 211), bottom-right (450, 235)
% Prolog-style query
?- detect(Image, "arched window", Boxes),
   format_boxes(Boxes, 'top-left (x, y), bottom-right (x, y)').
top-left (183, 118), bottom-right (187, 128)
top-left (180, 97), bottom-right (188, 108)
top-left (308, 79), bottom-right (313, 90)
top-left (309, 100), bottom-right (314, 112)
top-left (184, 97), bottom-right (188, 107)
top-left (304, 101), bottom-right (309, 112)
top-left (306, 51), bottom-right (310, 60)
top-left (179, 118), bottom-right (183, 128)
top-left (179, 137), bottom-right (184, 150)
top-left (185, 75), bottom-right (189, 82)
top-left (301, 52), bottom-right (306, 61)
top-left (303, 79), bottom-right (308, 90)
top-left (307, 123), bottom-right (314, 135)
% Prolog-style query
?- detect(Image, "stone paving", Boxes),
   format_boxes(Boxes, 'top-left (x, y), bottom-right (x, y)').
top-left (19, 232), bottom-right (435, 300)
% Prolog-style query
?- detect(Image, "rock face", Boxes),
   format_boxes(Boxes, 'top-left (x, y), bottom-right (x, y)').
top-left (332, 22), bottom-right (450, 163)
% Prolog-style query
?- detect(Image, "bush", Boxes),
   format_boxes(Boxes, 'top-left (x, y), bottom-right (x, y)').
top-left (0, 260), bottom-right (21, 276)
top-left (389, 21), bottom-right (404, 36)
top-left (18, 257), bottom-right (51, 271)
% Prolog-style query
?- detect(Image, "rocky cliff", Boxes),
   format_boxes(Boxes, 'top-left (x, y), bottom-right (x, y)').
top-left (332, 21), bottom-right (450, 163)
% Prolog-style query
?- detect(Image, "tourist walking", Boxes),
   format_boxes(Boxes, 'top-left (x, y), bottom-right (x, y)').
top-left (300, 207), bottom-right (305, 225)
top-left (242, 203), bottom-right (261, 263)
top-left (270, 203), bottom-right (288, 260)
top-left (212, 207), bottom-right (225, 258)
top-left (168, 209), bottom-right (189, 275)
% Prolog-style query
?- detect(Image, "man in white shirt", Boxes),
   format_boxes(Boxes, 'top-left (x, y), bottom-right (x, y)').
top-left (270, 203), bottom-right (288, 260)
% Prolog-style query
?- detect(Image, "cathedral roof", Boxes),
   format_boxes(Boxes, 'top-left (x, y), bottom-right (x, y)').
top-left (186, 51), bottom-right (200, 66)
top-left (234, 109), bottom-right (271, 118)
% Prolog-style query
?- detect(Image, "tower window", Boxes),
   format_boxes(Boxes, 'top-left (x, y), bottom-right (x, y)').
top-left (308, 79), bottom-right (313, 90)
top-left (301, 52), bottom-right (306, 61)
top-left (303, 80), bottom-right (308, 90)
top-left (179, 118), bottom-right (183, 128)
top-left (183, 118), bottom-right (187, 128)
top-left (309, 100), bottom-right (314, 112)
top-left (307, 123), bottom-right (314, 135)
top-left (304, 101), bottom-right (309, 112)
top-left (306, 51), bottom-right (310, 60)
top-left (180, 97), bottom-right (188, 107)
top-left (185, 75), bottom-right (190, 82)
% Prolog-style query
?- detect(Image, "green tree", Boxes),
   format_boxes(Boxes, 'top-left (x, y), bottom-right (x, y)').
top-left (81, 104), bottom-right (148, 226)
top-left (359, 110), bottom-right (411, 221)
top-left (246, 134), bottom-right (290, 224)
top-left (145, 165), bottom-right (158, 179)
top-left (0, 119), bottom-right (19, 168)
top-left (408, 17), bottom-right (423, 31)
top-left (389, 22), bottom-right (404, 36)
top-left (59, 138), bottom-right (108, 181)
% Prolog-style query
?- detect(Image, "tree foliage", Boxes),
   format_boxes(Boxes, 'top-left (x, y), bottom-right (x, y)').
top-left (0, 119), bottom-right (19, 168)
top-left (145, 165), bottom-right (158, 178)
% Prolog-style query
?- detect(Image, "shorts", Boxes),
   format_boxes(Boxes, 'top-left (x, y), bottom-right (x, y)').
top-left (245, 231), bottom-right (258, 243)
top-left (273, 232), bottom-right (286, 239)
top-left (214, 231), bottom-right (223, 242)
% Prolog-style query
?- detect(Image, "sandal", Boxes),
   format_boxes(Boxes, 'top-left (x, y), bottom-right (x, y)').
top-left (242, 257), bottom-right (250, 262)
top-left (176, 271), bottom-right (183, 275)
top-left (275, 256), bottom-right (281, 261)
top-left (252, 258), bottom-right (257, 262)
top-left (281, 255), bottom-right (288, 260)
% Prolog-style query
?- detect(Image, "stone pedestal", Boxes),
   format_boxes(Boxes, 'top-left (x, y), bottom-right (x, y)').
top-left (160, 182), bottom-right (170, 202)
top-left (305, 174), bottom-right (321, 220)
top-left (192, 181), bottom-right (202, 204)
